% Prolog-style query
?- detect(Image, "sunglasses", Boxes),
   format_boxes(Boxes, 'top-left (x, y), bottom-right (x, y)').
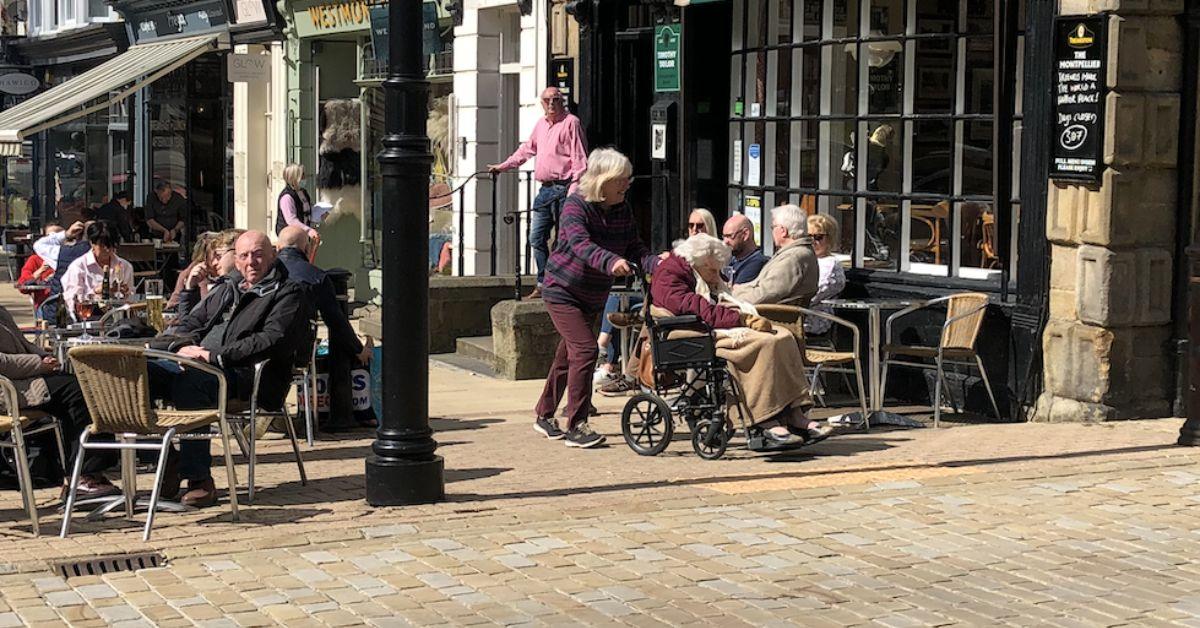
top-left (687, 222), bottom-right (707, 231)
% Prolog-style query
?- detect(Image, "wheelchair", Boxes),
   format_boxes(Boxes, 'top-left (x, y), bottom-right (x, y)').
top-left (619, 272), bottom-right (810, 460)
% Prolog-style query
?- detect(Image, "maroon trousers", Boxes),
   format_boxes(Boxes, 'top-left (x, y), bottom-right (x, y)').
top-left (535, 302), bottom-right (599, 430)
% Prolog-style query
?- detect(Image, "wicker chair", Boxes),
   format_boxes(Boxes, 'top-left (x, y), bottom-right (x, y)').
top-left (0, 377), bottom-right (66, 537)
top-left (63, 345), bottom-right (240, 541)
top-left (879, 293), bottom-right (1001, 428)
top-left (225, 358), bottom-right (308, 504)
top-left (756, 304), bottom-right (869, 429)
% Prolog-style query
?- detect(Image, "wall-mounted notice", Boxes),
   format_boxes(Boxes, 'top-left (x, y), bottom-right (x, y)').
top-left (1050, 15), bottom-right (1107, 183)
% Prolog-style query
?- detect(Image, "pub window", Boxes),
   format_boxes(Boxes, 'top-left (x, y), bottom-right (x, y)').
top-left (728, 0), bottom-right (1023, 280)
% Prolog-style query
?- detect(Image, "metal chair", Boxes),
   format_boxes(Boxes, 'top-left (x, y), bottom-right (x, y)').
top-left (63, 346), bottom-right (240, 541)
top-left (0, 377), bottom-right (66, 537)
top-left (119, 243), bottom-right (159, 290)
top-left (97, 302), bottom-right (147, 328)
top-left (756, 304), bottom-right (870, 429)
top-left (879, 293), bottom-right (1001, 428)
top-left (225, 360), bottom-right (308, 504)
top-left (291, 323), bottom-right (320, 447)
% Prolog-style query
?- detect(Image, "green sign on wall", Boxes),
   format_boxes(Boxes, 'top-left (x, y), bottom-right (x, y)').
top-left (654, 24), bottom-right (680, 93)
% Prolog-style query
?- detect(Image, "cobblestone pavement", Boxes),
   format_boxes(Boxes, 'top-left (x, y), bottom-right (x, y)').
top-left (1, 287), bottom-right (1199, 625)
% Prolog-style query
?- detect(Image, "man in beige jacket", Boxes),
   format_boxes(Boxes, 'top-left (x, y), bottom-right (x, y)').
top-left (0, 306), bottom-right (116, 496)
top-left (732, 204), bottom-right (819, 306)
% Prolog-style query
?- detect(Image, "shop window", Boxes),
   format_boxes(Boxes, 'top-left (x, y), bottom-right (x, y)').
top-left (729, 0), bottom-right (1023, 282)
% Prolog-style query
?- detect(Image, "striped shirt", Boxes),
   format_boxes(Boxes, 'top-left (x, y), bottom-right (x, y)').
top-left (542, 194), bottom-right (656, 312)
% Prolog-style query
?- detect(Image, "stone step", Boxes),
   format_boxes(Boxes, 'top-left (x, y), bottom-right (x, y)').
top-left (431, 351), bottom-right (498, 378)
top-left (455, 335), bottom-right (496, 364)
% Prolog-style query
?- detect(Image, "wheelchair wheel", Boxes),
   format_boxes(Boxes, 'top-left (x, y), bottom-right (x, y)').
top-left (692, 420), bottom-right (729, 460)
top-left (621, 393), bottom-right (674, 456)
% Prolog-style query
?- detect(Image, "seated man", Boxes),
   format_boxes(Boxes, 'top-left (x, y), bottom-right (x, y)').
top-left (731, 204), bottom-right (818, 307)
top-left (151, 230), bottom-right (310, 507)
top-left (61, 221), bottom-right (134, 320)
top-left (721, 213), bottom-right (768, 285)
top-left (276, 226), bottom-right (373, 431)
top-left (0, 305), bottom-right (117, 496)
top-left (35, 221), bottom-right (91, 323)
top-left (651, 234), bottom-right (831, 448)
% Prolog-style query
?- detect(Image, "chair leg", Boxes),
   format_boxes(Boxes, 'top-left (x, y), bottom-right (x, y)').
top-left (853, 358), bottom-right (869, 431)
top-left (51, 421), bottom-right (67, 474)
top-left (933, 357), bottom-right (944, 429)
top-left (218, 418), bottom-right (240, 522)
top-left (975, 354), bottom-right (1003, 421)
top-left (12, 427), bottom-right (39, 537)
top-left (282, 409), bottom-right (308, 486)
top-left (143, 429), bottom-right (176, 542)
top-left (809, 363), bottom-right (826, 408)
top-left (120, 439), bottom-right (136, 521)
top-left (247, 414), bottom-right (256, 505)
top-left (303, 376), bottom-right (315, 447)
top-left (879, 356), bottom-right (891, 408)
top-left (939, 367), bottom-right (959, 415)
top-left (60, 431), bottom-right (90, 538)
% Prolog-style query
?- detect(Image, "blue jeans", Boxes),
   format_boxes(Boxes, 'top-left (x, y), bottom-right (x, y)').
top-left (530, 184), bottom-right (568, 285)
top-left (600, 293), bottom-right (643, 367)
top-left (148, 360), bottom-right (223, 481)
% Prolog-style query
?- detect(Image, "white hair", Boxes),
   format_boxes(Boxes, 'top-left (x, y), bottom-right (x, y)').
top-left (673, 233), bottom-right (731, 268)
top-left (772, 204), bottom-right (807, 239)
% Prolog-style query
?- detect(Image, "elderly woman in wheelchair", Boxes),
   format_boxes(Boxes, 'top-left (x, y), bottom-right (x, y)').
top-left (620, 234), bottom-right (833, 459)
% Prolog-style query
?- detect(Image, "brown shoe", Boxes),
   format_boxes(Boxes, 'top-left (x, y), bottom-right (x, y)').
top-left (180, 478), bottom-right (217, 508)
top-left (605, 311), bottom-right (643, 328)
top-left (60, 474), bottom-right (121, 501)
top-left (523, 287), bottom-right (542, 301)
top-left (158, 451), bottom-right (181, 500)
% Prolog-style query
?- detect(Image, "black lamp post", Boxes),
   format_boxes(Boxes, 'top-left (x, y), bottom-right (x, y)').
top-left (1178, 5), bottom-right (1200, 447)
top-left (365, 0), bottom-right (445, 504)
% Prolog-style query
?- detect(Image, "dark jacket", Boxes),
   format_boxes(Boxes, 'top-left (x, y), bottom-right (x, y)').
top-left (725, 248), bottom-right (768, 285)
top-left (165, 261), bottom-right (311, 409)
top-left (94, 201), bottom-right (134, 242)
top-left (174, 274), bottom-right (228, 317)
top-left (277, 247), bottom-right (361, 357)
top-left (650, 254), bottom-right (742, 330)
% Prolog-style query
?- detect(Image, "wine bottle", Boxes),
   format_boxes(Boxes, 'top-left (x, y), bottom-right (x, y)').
top-left (101, 267), bottom-right (111, 300)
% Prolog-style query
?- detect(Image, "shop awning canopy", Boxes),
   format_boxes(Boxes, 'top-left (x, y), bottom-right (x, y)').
top-left (0, 34), bottom-right (222, 157)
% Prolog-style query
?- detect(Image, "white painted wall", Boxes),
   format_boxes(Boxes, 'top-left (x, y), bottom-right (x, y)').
top-left (233, 42), bottom-right (289, 234)
top-left (452, 0), bottom-right (549, 276)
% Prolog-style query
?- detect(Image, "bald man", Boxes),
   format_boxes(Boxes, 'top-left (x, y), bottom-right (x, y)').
top-left (149, 230), bottom-right (311, 507)
top-left (487, 85), bottom-right (588, 299)
top-left (722, 213), bottom-right (768, 285)
top-left (278, 226), bottom-right (373, 431)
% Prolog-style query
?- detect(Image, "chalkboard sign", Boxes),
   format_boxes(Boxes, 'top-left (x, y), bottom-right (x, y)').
top-left (1051, 15), bottom-right (1108, 183)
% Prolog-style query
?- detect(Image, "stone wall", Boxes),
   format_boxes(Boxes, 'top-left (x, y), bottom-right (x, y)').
top-left (1038, 0), bottom-right (1184, 421)
top-left (359, 275), bottom-right (535, 353)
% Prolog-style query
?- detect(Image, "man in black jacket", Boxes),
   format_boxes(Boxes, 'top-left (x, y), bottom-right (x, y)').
top-left (276, 226), bottom-right (372, 431)
top-left (151, 230), bottom-right (310, 507)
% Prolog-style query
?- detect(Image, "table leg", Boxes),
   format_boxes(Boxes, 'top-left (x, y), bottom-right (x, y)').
top-left (869, 306), bottom-right (882, 412)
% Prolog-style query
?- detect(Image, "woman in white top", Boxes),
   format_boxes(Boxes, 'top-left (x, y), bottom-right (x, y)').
top-left (61, 221), bottom-right (134, 321)
top-left (804, 213), bottom-right (846, 336)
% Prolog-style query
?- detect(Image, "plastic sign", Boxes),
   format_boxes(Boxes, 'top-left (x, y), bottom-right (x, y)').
top-left (654, 24), bottom-right (680, 93)
top-left (0, 73), bottom-right (39, 96)
top-left (226, 53), bottom-right (269, 82)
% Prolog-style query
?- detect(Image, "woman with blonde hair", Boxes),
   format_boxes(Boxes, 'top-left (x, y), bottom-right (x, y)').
top-left (804, 213), bottom-right (846, 335)
top-left (687, 208), bottom-right (718, 238)
top-left (276, 163), bottom-right (317, 237)
top-left (534, 147), bottom-right (660, 449)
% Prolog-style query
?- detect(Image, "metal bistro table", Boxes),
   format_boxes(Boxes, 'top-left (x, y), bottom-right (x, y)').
top-left (825, 298), bottom-right (924, 428)
top-left (51, 329), bottom-right (188, 372)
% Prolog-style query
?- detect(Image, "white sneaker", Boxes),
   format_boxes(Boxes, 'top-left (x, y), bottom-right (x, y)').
top-left (593, 367), bottom-right (615, 386)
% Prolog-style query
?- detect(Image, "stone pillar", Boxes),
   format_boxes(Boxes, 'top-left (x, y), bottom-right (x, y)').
top-left (1037, 1), bottom-right (1183, 421)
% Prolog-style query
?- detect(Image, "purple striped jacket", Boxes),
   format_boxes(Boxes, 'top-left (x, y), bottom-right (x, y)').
top-left (542, 194), bottom-right (657, 312)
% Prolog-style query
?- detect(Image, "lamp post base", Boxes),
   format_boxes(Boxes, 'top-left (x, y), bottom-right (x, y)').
top-left (365, 455), bottom-right (446, 506)
top-left (1178, 420), bottom-right (1200, 447)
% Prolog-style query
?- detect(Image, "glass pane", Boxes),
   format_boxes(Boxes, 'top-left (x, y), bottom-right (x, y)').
top-left (2, 148), bottom-right (34, 225)
top-left (864, 121), bottom-right (900, 193)
top-left (827, 43), bottom-right (858, 115)
top-left (776, 0), bottom-right (793, 44)
top-left (798, 119), bottom-right (819, 188)
top-left (826, 195), bottom-right (856, 259)
top-left (915, 0), bottom-right (957, 34)
top-left (910, 200), bottom-right (949, 267)
top-left (958, 201), bottom-right (999, 272)
top-left (864, 197), bottom-right (899, 269)
top-left (830, 0), bottom-right (859, 38)
top-left (766, 50), bottom-right (779, 116)
top-left (966, 0), bottom-right (992, 34)
top-left (799, 48), bottom-right (821, 115)
top-left (866, 40), bottom-right (903, 114)
top-left (732, 0), bottom-right (745, 49)
top-left (775, 123), bottom-right (790, 187)
top-left (961, 120), bottom-right (993, 196)
top-left (912, 120), bottom-right (953, 195)
top-left (869, 0), bottom-right (903, 36)
top-left (754, 51), bottom-right (767, 112)
top-left (747, 0), bottom-right (762, 48)
top-left (776, 48), bottom-right (791, 116)
top-left (729, 123), bottom-right (742, 183)
top-left (799, 0), bottom-right (821, 41)
top-left (824, 121), bottom-right (856, 191)
top-left (964, 37), bottom-right (994, 114)
top-left (730, 54), bottom-right (744, 109)
top-left (913, 38), bottom-right (955, 113)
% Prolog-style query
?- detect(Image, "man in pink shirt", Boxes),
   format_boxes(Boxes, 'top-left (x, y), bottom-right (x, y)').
top-left (488, 86), bottom-right (588, 299)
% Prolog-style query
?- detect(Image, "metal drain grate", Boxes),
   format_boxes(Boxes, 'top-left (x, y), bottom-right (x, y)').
top-left (51, 552), bottom-right (164, 579)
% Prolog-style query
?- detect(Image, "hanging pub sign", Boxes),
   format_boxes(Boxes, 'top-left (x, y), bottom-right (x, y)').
top-left (1050, 15), bottom-right (1108, 183)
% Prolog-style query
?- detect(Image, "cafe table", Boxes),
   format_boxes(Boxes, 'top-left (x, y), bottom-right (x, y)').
top-left (824, 298), bottom-right (924, 428)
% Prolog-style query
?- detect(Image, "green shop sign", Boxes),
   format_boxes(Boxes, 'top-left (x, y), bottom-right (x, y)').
top-left (654, 24), bottom-right (680, 93)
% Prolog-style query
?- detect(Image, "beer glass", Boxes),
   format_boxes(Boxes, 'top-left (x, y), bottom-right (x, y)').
top-left (144, 279), bottom-right (165, 332)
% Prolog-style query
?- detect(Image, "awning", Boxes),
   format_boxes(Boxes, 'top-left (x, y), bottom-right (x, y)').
top-left (0, 34), bottom-right (221, 157)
